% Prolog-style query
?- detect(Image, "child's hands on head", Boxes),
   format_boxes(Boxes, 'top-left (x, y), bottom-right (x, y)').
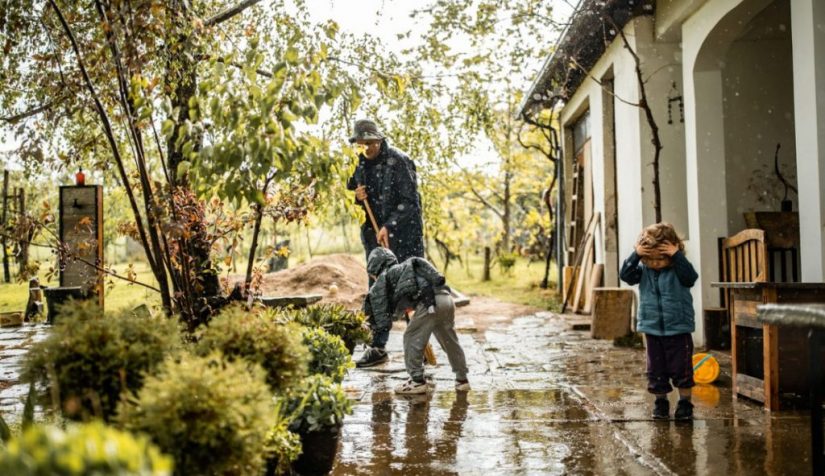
top-left (657, 241), bottom-right (679, 257)
top-left (635, 234), bottom-right (656, 257)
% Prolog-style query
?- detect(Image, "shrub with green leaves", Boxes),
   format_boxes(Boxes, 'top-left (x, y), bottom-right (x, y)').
top-left (287, 375), bottom-right (352, 434)
top-left (0, 421), bottom-right (173, 475)
top-left (195, 304), bottom-right (309, 393)
top-left (118, 352), bottom-right (276, 476)
top-left (23, 302), bottom-right (182, 421)
top-left (302, 327), bottom-right (353, 382)
top-left (265, 397), bottom-right (302, 476)
top-left (284, 304), bottom-right (371, 352)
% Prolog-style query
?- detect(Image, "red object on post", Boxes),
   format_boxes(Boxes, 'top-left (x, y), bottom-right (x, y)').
top-left (75, 168), bottom-right (85, 186)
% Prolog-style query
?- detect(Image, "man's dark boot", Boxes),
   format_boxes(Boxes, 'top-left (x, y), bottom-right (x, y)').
top-left (674, 399), bottom-right (694, 420)
top-left (356, 347), bottom-right (388, 368)
top-left (652, 398), bottom-right (670, 420)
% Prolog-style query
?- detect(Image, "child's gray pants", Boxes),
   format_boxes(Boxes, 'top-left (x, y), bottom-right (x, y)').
top-left (404, 289), bottom-right (469, 382)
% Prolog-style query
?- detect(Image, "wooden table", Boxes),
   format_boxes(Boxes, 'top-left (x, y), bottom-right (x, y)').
top-left (757, 304), bottom-right (825, 474)
top-left (711, 282), bottom-right (825, 410)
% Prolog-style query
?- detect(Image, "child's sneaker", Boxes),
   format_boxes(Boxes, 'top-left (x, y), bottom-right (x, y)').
top-left (395, 378), bottom-right (429, 395)
top-left (652, 398), bottom-right (670, 420)
top-left (674, 399), bottom-right (694, 420)
top-left (355, 347), bottom-right (388, 368)
top-left (455, 379), bottom-right (471, 391)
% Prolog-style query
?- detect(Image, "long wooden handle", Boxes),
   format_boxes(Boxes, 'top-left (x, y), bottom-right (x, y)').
top-left (363, 198), bottom-right (380, 235)
top-left (423, 341), bottom-right (437, 366)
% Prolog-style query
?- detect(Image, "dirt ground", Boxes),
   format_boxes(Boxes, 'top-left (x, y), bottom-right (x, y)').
top-left (247, 254), bottom-right (543, 323)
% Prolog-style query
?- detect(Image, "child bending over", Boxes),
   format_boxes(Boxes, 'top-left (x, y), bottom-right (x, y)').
top-left (360, 247), bottom-right (470, 394)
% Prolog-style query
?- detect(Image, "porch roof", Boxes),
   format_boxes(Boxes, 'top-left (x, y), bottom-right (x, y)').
top-left (519, 0), bottom-right (654, 118)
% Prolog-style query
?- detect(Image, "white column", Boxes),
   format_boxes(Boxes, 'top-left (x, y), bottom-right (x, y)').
top-left (792, 0), bottom-right (825, 281)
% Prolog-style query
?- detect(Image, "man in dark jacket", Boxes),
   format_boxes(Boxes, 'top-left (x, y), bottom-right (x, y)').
top-left (346, 119), bottom-right (425, 269)
top-left (359, 248), bottom-right (469, 393)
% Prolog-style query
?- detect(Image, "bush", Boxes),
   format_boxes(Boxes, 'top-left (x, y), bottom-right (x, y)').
top-left (287, 375), bottom-right (352, 434)
top-left (118, 352), bottom-right (276, 476)
top-left (265, 398), bottom-right (302, 476)
top-left (497, 251), bottom-right (518, 274)
top-left (284, 304), bottom-right (371, 352)
top-left (0, 421), bottom-right (173, 475)
top-left (23, 301), bottom-right (182, 421)
top-left (194, 304), bottom-right (309, 394)
top-left (301, 327), bottom-right (353, 383)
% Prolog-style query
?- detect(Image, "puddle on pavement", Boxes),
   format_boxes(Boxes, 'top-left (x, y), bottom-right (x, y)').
top-left (333, 388), bottom-right (648, 476)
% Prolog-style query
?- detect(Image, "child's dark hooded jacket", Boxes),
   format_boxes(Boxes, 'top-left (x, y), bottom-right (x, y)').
top-left (362, 248), bottom-right (447, 333)
top-left (620, 250), bottom-right (699, 336)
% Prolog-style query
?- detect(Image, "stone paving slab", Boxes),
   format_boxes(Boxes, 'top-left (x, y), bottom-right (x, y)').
top-left (334, 311), bottom-right (817, 475)
top-left (0, 324), bottom-right (50, 424)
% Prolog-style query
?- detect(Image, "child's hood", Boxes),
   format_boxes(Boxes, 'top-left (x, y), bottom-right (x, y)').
top-left (367, 247), bottom-right (399, 277)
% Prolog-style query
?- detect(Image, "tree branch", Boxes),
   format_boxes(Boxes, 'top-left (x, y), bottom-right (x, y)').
top-left (569, 56), bottom-right (639, 108)
top-left (467, 184), bottom-right (504, 219)
top-left (0, 232), bottom-right (160, 293)
top-left (46, 0), bottom-right (160, 277)
top-left (1, 101), bottom-right (57, 124)
top-left (609, 15), bottom-right (663, 222)
top-left (204, 0), bottom-right (263, 27)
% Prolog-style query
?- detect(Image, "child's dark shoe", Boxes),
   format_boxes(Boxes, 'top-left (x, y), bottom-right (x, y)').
top-left (356, 347), bottom-right (388, 368)
top-left (675, 399), bottom-right (694, 420)
top-left (652, 398), bottom-right (670, 420)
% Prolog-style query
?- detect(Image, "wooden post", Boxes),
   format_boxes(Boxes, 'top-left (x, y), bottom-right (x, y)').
top-left (1, 170), bottom-right (9, 283)
top-left (59, 185), bottom-right (104, 308)
top-left (483, 246), bottom-right (491, 281)
top-left (17, 188), bottom-right (27, 274)
top-left (763, 286), bottom-right (779, 411)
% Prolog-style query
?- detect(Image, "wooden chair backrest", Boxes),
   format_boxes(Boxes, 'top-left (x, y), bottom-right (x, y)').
top-left (720, 229), bottom-right (768, 310)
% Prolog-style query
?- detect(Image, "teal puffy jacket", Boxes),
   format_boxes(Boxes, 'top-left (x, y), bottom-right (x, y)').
top-left (619, 250), bottom-right (699, 336)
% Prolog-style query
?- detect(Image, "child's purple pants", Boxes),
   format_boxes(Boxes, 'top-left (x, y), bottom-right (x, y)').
top-left (645, 333), bottom-right (695, 394)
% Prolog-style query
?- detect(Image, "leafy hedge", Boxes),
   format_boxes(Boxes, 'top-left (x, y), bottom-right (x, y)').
top-left (23, 302), bottom-right (182, 421)
top-left (195, 304), bottom-right (309, 393)
top-left (118, 352), bottom-right (276, 476)
top-left (0, 421), bottom-right (172, 475)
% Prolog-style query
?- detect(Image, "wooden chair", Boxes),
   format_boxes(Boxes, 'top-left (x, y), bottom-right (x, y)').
top-left (704, 229), bottom-right (768, 350)
top-left (720, 229), bottom-right (768, 311)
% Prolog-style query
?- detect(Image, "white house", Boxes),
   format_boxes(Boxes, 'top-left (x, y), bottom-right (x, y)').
top-left (521, 0), bottom-right (825, 346)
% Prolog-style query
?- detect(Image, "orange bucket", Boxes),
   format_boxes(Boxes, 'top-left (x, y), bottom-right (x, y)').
top-left (692, 353), bottom-right (720, 384)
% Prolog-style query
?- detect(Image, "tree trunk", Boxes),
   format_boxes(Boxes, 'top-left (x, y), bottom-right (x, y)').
top-left (17, 188), bottom-right (28, 275)
top-left (245, 204), bottom-right (264, 296)
top-left (2, 171), bottom-right (9, 283)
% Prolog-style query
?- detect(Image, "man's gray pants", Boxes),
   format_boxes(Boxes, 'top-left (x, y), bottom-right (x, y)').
top-left (404, 289), bottom-right (468, 382)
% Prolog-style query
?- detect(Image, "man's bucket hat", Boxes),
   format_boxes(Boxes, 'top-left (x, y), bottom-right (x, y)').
top-left (348, 119), bottom-right (385, 143)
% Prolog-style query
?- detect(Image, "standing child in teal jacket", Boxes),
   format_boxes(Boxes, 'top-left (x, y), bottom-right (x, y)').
top-left (620, 223), bottom-right (699, 420)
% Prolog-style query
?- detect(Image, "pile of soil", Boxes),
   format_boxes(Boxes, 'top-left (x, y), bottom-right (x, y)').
top-left (254, 254), bottom-right (368, 309)
top-left (240, 253), bottom-right (543, 327)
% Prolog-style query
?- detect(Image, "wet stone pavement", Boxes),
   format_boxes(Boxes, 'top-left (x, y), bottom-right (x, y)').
top-left (0, 324), bottom-right (50, 420)
top-left (334, 312), bottom-right (812, 475)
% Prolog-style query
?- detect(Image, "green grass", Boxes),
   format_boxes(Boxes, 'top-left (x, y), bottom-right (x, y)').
top-left (0, 251), bottom-right (560, 315)
top-left (0, 262), bottom-right (160, 315)
top-left (442, 254), bottom-right (561, 311)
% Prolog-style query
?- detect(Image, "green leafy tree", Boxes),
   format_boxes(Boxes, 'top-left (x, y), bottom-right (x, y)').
top-left (1, 1), bottom-right (372, 330)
